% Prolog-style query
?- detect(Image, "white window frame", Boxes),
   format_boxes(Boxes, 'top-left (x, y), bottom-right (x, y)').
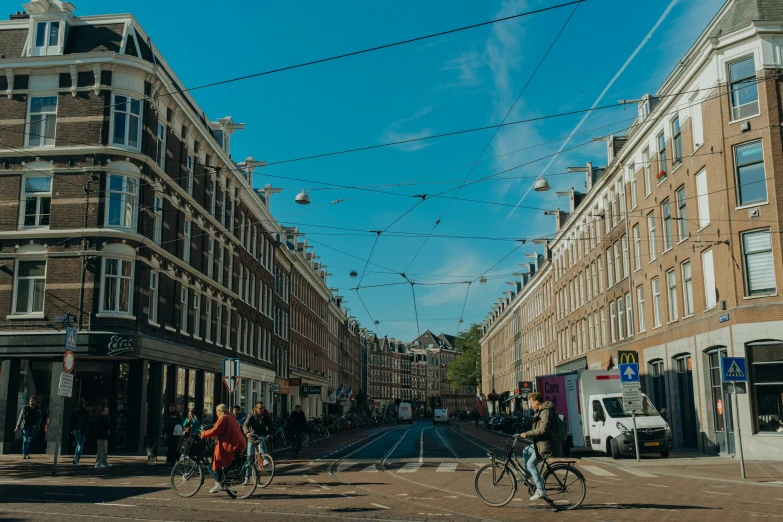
top-left (666, 269), bottom-right (678, 323)
top-left (702, 248), bottom-right (717, 310)
top-left (642, 147), bottom-right (652, 196)
top-left (216, 304), bottom-right (223, 346)
top-left (613, 241), bottom-right (622, 283)
top-left (682, 260), bottom-right (694, 317)
top-left (625, 293), bottom-right (633, 338)
top-left (637, 285), bottom-right (646, 333)
top-left (185, 154), bottom-right (194, 196)
top-left (100, 257), bottom-right (134, 316)
top-left (110, 94), bottom-right (142, 150)
top-left (671, 116), bottom-right (682, 166)
top-left (728, 55), bottom-right (760, 121)
top-left (606, 248), bottom-right (614, 288)
top-left (734, 140), bottom-right (767, 207)
top-left (600, 307), bottom-right (606, 346)
top-left (193, 293), bottom-right (201, 339)
top-left (647, 211), bottom-right (658, 261)
top-left (652, 277), bottom-right (662, 328)
top-left (622, 234), bottom-right (630, 278)
top-left (695, 169), bottom-right (710, 229)
top-left (609, 302), bottom-right (616, 342)
top-left (597, 255), bottom-right (604, 293)
top-left (155, 121), bottom-right (166, 169)
top-left (12, 258), bottom-right (46, 316)
top-left (20, 173), bottom-right (52, 229)
top-left (152, 195), bottom-right (162, 244)
top-left (662, 198), bottom-right (673, 251)
top-left (183, 219), bottom-right (192, 264)
top-left (148, 270), bottom-right (159, 325)
top-left (205, 298), bottom-right (213, 343)
top-left (26, 95), bottom-right (57, 147)
top-left (676, 186), bottom-right (688, 242)
top-left (217, 245), bottom-right (224, 286)
top-left (617, 297), bottom-right (625, 340)
top-left (742, 228), bottom-right (776, 296)
top-left (180, 286), bottom-right (189, 335)
top-left (105, 173), bottom-right (139, 230)
top-left (33, 20), bottom-right (62, 56)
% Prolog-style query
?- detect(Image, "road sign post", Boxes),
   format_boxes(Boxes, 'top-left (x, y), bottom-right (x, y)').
top-left (619, 363), bottom-right (641, 462)
top-left (222, 358), bottom-right (241, 411)
top-left (53, 372), bottom-right (74, 475)
top-left (721, 357), bottom-right (747, 479)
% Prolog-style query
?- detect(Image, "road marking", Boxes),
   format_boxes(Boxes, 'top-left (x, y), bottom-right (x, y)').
top-left (371, 503), bottom-right (390, 509)
top-left (44, 493), bottom-right (84, 496)
top-left (396, 493), bottom-right (408, 496)
top-left (622, 468), bottom-right (658, 478)
top-left (648, 483), bottom-right (669, 487)
top-left (307, 478), bottom-right (316, 483)
top-left (580, 465), bottom-right (617, 477)
top-left (95, 503), bottom-right (135, 507)
top-left (361, 464), bottom-right (378, 473)
top-left (337, 462), bottom-right (355, 472)
top-left (320, 485), bottom-right (331, 489)
top-left (398, 463), bottom-right (422, 473)
top-left (704, 491), bottom-right (732, 495)
top-left (436, 463), bottom-right (457, 473)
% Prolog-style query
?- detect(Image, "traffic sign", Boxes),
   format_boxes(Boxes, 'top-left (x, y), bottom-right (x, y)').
top-left (63, 350), bottom-right (75, 374)
top-left (64, 327), bottom-right (77, 350)
top-left (58, 372), bottom-right (74, 397)
top-left (619, 363), bottom-right (640, 383)
top-left (270, 383), bottom-right (281, 393)
top-left (721, 357), bottom-right (747, 382)
top-left (621, 381), bottom-right (643, 412)
top-left (222, 375), bottom-right (241, 393)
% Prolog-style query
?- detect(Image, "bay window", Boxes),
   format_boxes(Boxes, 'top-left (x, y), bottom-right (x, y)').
top-left (729, 56), bottom-right (759, 121)
top-left (111, 95), bottom-right (142, 150)
top-left (735, 141), bottom-right (767, 206)
top-left (106, 174), bottom-right (138, 230)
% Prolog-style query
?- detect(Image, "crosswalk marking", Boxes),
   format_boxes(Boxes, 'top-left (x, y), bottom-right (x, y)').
top-left (436, 463), bottom-right (457, 473)
top-left (579, 465), bottom-right (617, 477)
top-left (361, 464), bottom-right (378, 473)
top-left (398, 463), bottom-right (422, 473)
top-left (622, 468), bottom-right (658, 478)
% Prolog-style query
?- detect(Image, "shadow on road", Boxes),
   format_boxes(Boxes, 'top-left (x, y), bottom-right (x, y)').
top-left (0, 484), bottom-right (168, 504)
top-left (582, 503), bottom-right (722, 511)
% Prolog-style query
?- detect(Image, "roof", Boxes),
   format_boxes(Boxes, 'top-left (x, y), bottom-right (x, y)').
top-left (710, 0), bottom-right (783, 37)
top-left (63, 23), bottom-right (123, 54)
top-left (0, 28), bottom-right (26, 57)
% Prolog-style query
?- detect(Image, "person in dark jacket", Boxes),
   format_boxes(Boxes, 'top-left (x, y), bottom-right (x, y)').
top-left (163, 409), bottom-right (183, 466)
top-left (95, 407), bottom-right (112, 468)
top-left (15, 396), bottom-right (42, 459)
top-left (71, 398), bottom-right (90, 466)
top-left (289, 405), bottom-right (307, 456)
top-left (232, 406), bottom-right (247, 425)
top-left (515, 392), bottom-right (561, 502)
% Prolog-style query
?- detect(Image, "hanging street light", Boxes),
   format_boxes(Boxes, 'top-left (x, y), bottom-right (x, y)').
top-left (295, 189), bottom-right (311, 205)
top-left (479, 276), bottom-right (487, 284)
top-left (350, 270), bottom-right (358, 278)
top-left (534, 177), bottom-right (551, 192)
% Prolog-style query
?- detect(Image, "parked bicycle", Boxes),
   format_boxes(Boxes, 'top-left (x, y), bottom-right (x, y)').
top-left (474, 436), bottom-right (586, 510)
top-left (171, 435), bottom-right (257, 499)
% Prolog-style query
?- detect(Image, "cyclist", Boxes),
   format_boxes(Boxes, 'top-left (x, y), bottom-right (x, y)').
top-left (200, 404), bottom-right (247, 493)
top-left (243, 403), bottom-right (272, 476)
top-left (514, 391), bottom-right (561, 502)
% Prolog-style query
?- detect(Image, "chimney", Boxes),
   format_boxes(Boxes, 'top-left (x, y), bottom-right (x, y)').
top-left (9, 11), bottom-right (30, 20)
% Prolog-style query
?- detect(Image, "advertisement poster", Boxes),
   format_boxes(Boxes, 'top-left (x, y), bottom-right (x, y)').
top-left (536, 374), bottom-right (567, 412)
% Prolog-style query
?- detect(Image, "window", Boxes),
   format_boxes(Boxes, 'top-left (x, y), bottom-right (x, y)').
top-left (193, 294), bottom-right (201, 338)
top-left (625, 293), bottom-right (633, 338)
top-left (617, 297), bottom-right (625, 339)
top-left (205, 299), bottom-right (212, 342)
top-left (696, 170), bottom-right (710, 228)
top-left (748, 342), bottom-right (783, 433)
top-left (216, 305), bottom-right (223, 346)
top-left (642, 147), bottom-right (652, 196)
top-left (682, 261), bottom-right (694, 316)
top-left (106, 174), bottom-right (139, 230)
top-left (102, 258), bottom-right (133, 314)
top-left (614, 241), bottom-right (622, 283)
top-left (228, 255), bottom-right (234, 291)
top-left (742, 229), bottom-right (776, 296)
top-left (600, 308), bottom-right (606, 346)
top-left (609, 302), bottom-right (616, 342)
top-left (591, 262), bottom-right (598, 296)
top-left (180, 287), bottom-right (189, 334)
top-left (185, 154), bottom-right (194, 195)
top-left (735, 141), bottom-right (766, 206)
top-left (632, 224), bottom-right (641, 270)
top-left (649, 360), bottom-right (667, 414)
top-left (33, 20), bottom-right (60, 55)
top-left (702, 248), bottom-right (717, 309)
top-left (657, 132), bottom-right (667, 181)
top-left (617, 181), bottom-right (626, 222)
top-left (636, 285), bottom-right (646, 333)
top-left (674, 186), bottom-right (688, 242)
top-left (27, 96), bottom-right (57, 147)
top-left (111, 95), bottom-right (142, 150)
top-left (209, 180), bottom-right (216, 216)
top-left (155, 122), bottom-right (166, 169)
top-left (183, 219), bottom-right (191, 264)
top-left (593, 313), bottom-right (600, 348)
top-left (647, 211), bottom-right (658, 261)
top-left (666, 269), bottom-right (678, 322)
top-left (149, 271), bottom-right (158, 324)
top-left (597, 255), bottom-right (604, 292)
top-left (629, 163), bottom-right (637, 209)
top-left (21, 175), bottom-right (52, 228)
top-left (729, 56), bottom-right (759, 120)
top-left (671, 117), bottom-right (682, 165)
top-left (662, 199), bottom-right (673, 251)
top-left (13, 260), bottom-right (46, 315)
top-left (240, 212), bottom-right (246, 246)
top-left (152, 195), bottom-right (162, 244)
top-left (238, 267), bottom-right (244, 302)
top-left (606, 248), bottom-right (614, 287)
top-left (652, 277), bottom-right (662, 328)
top-left (207, 238), bottom-right (214, 279)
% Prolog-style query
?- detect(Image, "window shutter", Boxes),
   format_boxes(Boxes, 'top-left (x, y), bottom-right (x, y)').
top-left (744, 231), bottom-right (775, 294)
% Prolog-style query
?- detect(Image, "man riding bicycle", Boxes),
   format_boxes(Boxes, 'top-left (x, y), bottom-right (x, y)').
top-left (243, 402), bottom-right (273, 471)
top-left (514, 392), bottom-right (561, 502)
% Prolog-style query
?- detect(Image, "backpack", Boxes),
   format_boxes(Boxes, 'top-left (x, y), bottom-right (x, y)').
top-left (552, 413), bottom-right (568, 443)
top-left (172, 424), bottom-right (183, 437)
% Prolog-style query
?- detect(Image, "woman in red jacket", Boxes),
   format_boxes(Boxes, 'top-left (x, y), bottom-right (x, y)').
top-left (200, 404), bottom-right (247, 493)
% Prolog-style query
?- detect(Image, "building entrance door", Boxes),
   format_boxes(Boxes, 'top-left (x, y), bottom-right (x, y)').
top-left (675, 355), bottom-right (698, 449)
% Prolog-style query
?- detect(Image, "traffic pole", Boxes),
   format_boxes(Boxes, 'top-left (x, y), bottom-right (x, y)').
top-left (733, 382), bottom-right (746, 479)
top-left (52, 401), bottom-right (65, 475)
top-left (632, 411), bottom-right (640, 462)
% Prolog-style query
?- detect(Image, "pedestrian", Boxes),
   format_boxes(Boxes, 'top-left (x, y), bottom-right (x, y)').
top-left (183, 409), bottom-right (200, 436)
top-left (473, 409), bottom-right (481, 429)
top-left (163, 408), bottom-right (183, 466)
top-left (289, 405), bottom-right (307, 457)
top-left (200, 404), bottom-right (246, 493)
top-left (514, 391), bottom-right (561, 502)
top-left (95, 407), bottom-right (112, 468)
top-left (15, 396), bottom-right (41, 459)
top-left (232, 406), bottom-right (246, 424)
top-left (71, 398), bottom-right (89, 466)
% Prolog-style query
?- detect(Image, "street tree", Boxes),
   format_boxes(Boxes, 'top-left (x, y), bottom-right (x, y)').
top-left (447, 323), bottom-right (482, 390)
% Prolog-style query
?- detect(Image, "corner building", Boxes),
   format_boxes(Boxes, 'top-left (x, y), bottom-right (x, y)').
top-left (481, 0), bottom-right (783, 461)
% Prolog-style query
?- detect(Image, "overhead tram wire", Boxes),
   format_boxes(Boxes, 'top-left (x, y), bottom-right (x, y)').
top-left (403, 2), bottom-right (582, 273)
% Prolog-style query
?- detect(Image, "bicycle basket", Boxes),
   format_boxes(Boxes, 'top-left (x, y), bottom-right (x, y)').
top-left (504, 438), bottom-right (516, 459)
top-left (179, 436), bottom-right (206, 458)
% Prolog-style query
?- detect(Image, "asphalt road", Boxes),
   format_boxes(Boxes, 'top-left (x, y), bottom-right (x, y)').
top-left (0, 420), bottom-right (781, 521)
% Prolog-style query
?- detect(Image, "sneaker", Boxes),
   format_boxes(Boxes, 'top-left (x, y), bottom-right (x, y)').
top-left (241, 477), bottom-right (250, 486)
top-left (262, 458), bottom-right (271, 467)
top-left (95, 464), bottom-right (102, 468)
top-left (74, 461), bottom-right (82, 467)
top-left (103, 463), bottom-right (113, 468)
top-left (209, 483), bottom-right (222, 493)
top-left (530, 490), bottom-right (548, 501)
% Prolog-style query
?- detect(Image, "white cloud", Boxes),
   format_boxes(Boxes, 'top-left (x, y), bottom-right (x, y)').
top-left (380, 106), bottom-right (436, 152)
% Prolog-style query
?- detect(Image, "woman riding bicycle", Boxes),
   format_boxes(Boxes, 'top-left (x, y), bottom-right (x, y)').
top-left (200, 404), bottom-right (246, 493)
top-left (514, 392), bottom-right (561, 502)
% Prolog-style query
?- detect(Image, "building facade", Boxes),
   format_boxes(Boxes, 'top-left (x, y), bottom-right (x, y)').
top-left (481, 0), bottom-right (783, 461)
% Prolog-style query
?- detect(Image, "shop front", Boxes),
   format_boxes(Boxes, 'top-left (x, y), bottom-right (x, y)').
top-left (231, 362), bottom-right (275, 416)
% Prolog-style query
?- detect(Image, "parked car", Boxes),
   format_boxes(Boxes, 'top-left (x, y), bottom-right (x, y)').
top-left (433, 409), bottom-right (449, 425)
top-left (457, 410), bottom-right (468, 420)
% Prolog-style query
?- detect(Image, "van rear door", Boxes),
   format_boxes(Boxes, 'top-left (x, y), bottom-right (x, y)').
top-left (589, 399), bottom-right (606, 451)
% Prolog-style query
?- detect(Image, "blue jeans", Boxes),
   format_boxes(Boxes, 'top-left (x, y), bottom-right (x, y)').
top-left (523, 445), bottom-right (544, 492)
top-left (73, 430), bottom-right (86, 462)
top-left (21, 428), bottom-right (34, 455)
top-left (246, 439), bottom-right (268, 476)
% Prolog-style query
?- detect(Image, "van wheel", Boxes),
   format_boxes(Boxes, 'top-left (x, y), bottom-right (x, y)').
top-left (660, 450), bottom-right (669, 458)
top-left (609, 438), bottom-right (622, 459)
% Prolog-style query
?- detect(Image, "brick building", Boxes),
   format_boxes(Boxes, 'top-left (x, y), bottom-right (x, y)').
top-left (481, 0), bottom-right (783, 461)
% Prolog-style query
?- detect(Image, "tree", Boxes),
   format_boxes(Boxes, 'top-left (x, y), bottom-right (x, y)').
top-left (447, 324), bottom-right (482, 390)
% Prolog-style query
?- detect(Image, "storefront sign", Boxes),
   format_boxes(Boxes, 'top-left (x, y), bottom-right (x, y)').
top-left (306, 385), bottom-right (322, 395)
top-left (289, 377), bottom-right (303, 386)
top-left (275, 378), bottom-right (291, 395)
top-left (618, 350), bottom-right (638, 365)
top-left (270, 383), bottom-right (281, 393)
top-left (107, 335), bottom-right (134, 356)
top-left (58, 372), bottom-right (74, 397)
top-left (536, 374), bottom-right (567, 411)
top-left (326, 391), bottom-right (337, 404)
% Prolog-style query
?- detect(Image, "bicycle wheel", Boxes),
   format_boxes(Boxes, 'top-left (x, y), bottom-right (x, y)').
top-left (255, 453), bottom-right (275, 488)
top-left (474, 461), bottom-right (517, 507)
top-left (544, 464), bottom-right (586, 510)
top-left (170, 458), bottom-right (204, 498)
top-left (225, 463), bottom-right (257, 499)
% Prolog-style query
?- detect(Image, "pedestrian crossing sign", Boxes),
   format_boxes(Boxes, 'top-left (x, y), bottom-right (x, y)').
top-left (721, 357), bottom-right (747, 382)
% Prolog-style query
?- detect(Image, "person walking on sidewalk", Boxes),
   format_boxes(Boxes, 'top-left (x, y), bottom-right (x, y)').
top-left (71, 398), bottom-right (90, 466)
top-left (200, 404), bottom-right (246, 493)
top-left (15, 396), bottom-right (41, 459)
top-left (289, 405), bottom-right (306, 458)
top-left (514, 391), bottom-right (561, 502)
top-left (163, 409), bottom-right (183, 466)
top-left (95, 407), bottom-right (112, 468)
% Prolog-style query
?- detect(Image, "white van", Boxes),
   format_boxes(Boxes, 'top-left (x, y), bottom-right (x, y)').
top-left (398, 402), bottom-right (413, 424)
top-left (433, 409), bottom-right (449, 425)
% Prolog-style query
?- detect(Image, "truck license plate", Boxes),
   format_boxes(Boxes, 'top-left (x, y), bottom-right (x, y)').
top-left (644, 442), bottom-right (660, 447)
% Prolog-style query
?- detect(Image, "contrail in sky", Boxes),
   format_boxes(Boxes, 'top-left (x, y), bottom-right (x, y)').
top-left (506, 0), bottom-right (679, 219)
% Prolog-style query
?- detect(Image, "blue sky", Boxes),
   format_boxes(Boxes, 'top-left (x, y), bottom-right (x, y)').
top-left (76, 0), bottom-right (724, 340)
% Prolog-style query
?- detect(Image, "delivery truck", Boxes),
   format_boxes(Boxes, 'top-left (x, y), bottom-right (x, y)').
top-left (536, 370), bottom-right (672, 459)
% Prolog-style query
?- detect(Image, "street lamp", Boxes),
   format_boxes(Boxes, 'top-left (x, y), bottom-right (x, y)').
top-left (295, 189), bottom-right (311, 205)
top-left (350, 270), bottom-right (358, 278)
top-left (479, 276), bottom-right (487, 284)
top-left (534, 177), bottom-right (551, 192)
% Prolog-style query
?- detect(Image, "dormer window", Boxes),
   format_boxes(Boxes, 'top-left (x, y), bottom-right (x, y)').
top-left (34, 20), bottom-right (62, 56)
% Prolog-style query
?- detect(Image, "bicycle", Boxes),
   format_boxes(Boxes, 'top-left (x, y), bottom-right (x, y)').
top-left (171, 436), bottom-right (257, 499)
top-left (247, 435), bottom-right (275, 488)
top-left (474, 436), bottom-right (586, 510)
